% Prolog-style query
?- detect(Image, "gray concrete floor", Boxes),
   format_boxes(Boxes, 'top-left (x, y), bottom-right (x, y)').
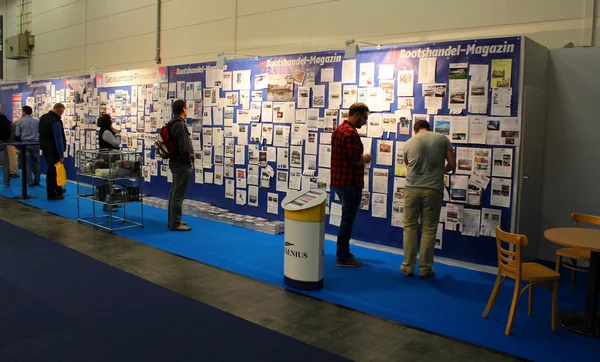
top-left (0, 195), bottom-right (524, 362)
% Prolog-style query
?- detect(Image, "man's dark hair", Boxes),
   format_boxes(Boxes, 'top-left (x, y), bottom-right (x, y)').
top-left (413, 120), bottom-right (431, 133)
top-left (172, 99), bottom-right (186, 117)
top-left (22, 106), bottom-right (33, 115)
top-left (348, 102), bottom-right (369, 117)
top-left (97, 114), bottom-right (112, 128)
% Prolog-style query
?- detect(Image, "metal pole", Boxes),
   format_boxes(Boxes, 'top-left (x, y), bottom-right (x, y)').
top-left (155, 0), bottom-right (161, 64)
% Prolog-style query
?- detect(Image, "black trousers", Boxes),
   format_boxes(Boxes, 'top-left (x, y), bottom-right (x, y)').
top-left (43, 152), bottom-right (63, 198)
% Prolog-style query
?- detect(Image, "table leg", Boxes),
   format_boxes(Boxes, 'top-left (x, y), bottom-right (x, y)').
top-left (13, 146), bottom-right (36, 200)
top-left (558, 251), bottom-right (600, 337)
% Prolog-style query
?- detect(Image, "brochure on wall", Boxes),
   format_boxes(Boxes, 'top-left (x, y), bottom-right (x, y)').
top-left (396, 69), bottom-right (414, 97)
top-left (382, 114), bottom-right (398, 133)
top-left (248, 186), bottom-right (259, 207)
top-left (329, 82), bottom-right (342, 108)
top-left (481, 208), bottom-right (502, 237)
top-left (378, 64), bottom-right (395, 80)
top-left (277, 147), bottom-right (289, 170)
top-left (367, 114), bottom-right (383, 138)
top-left (225, 179), bottom-right (235, 199)
top-left (491, 88), bottom-right (512, 116)
top-left (318, 168), bottom-right (330, 191)
top-left (435, 223), bottom-right (443, 249)
top-left (373, 168), bottom-right (389, 194)
top-left (372, 193), bottom-right (387, 219)
top-left (194, 169), bottom-right (204, 184)
top-left (467, 184), bottom-right (482, 206)
top-left (321, 68), bottom-right (334, 83)
top-left (359, 62), bottom-right (375, 87)
top-left (450, 175), bottom-right (469, 203)
top-left (433, 116), bottom-right (451, 140)
top-left (276, 171), bottom-right (289, 192)
top-left (397, 110), bottom-right (412, 135)
top-left (267, 193), bottom-right (279, 214)
top-left (491, 59), bottom-right (512, 88)
top-left (236, 168), bottom-right (247, 189)
top-left (486, 117), bottom-right (520, 145)
top-left (491, 177), bottom-right (511, 208)
top-left (473, 148), bottom-right (492, 176)
top-left (450, 117), bottom-right (469, 143)
top-left (318, 144), bottom-right (332, 168)
top-left (248, 164), bottom-right (259, 185)
top-left (449, 63), bottom-right (468, 91)
top-left (342, 85), bottom-right (357, 109)
top-left (312, 85), bottom-right (325, 108)
top-left (289, 168), bottom-right (302, 190)
top-left (391, 200), bottom-right (404, 228)
top-left (329, 203), bottom-right (342, 227)
top-left (359, 190), bottom-right (370, 211)
top-left (469, 64), bottom-right (489, 82)
top-left (469, 172), bottom-right (490, 190)
top-left (468, 81), bottom-right (488, 114)
top-left (468, 116), bottom-right (487, 144)
top-left (492, 148), bottom-right (513, 178)
top-left (462, 209), bottom-right (481, 237)
top-left (341, 59), bottom-right (356, 83)
top-left (445, 203), bottom-right (464, 231)
top-left (395, 141), bottom-right (407, 176)
top-left (377, 140), bottom-right (394, 166)
top-left (418, 58), bottom-right (437, 84)
top-left (456, 147), bottom-right (474, 174)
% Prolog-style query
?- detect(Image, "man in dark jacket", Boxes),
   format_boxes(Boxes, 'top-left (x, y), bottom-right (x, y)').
top-left (167, 99), bottom-right (194, 231)
top-left (0, 107), bottom-right (10, 187)
top-left (39, 103), bottom-right (66, 200)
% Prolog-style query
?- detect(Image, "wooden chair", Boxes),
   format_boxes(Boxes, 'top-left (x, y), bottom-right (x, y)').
top-left (555, 213), bottom-right (596, 290)
top-left (482, 226), bottom-right (560, 335)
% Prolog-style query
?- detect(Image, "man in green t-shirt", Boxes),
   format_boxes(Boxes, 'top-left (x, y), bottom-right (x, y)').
top-left (401, 120), bottom-right (456, 278)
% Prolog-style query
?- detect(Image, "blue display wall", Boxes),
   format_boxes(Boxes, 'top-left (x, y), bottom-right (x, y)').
top-left (1, 36), bottom-right (522, 266)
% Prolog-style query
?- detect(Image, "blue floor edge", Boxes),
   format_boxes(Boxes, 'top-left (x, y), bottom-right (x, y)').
top-left (1, 178), bottom-right (599, 361)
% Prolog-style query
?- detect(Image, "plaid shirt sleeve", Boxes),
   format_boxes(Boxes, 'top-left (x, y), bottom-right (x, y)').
top-left (344, 131), bottom-right (363, 164)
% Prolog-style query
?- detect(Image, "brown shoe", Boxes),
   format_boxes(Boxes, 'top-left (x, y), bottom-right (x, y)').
top-left (401, 266), bottom-right (414, 277)
top-left (170, 224), bottom-right (192, 231)
top-left (336, 257), bottom-right (363, 267)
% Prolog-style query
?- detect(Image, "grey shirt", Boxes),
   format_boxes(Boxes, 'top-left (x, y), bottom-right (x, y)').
top-left (403, 131), bottom-right (452, 192)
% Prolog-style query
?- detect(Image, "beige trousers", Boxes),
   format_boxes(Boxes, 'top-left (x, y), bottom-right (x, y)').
top-left (402, 187), bottom-right (443, 274)
top-left (8, 146), bottom-right (18, 174)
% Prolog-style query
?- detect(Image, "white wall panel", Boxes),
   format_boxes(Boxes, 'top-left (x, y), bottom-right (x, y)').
top-left (86, 0), bottom-right (155, 21)
top-left (0, 0), bottom-right (593, 82)
top-left (31, 46), bottom-right (84, 75)
top-left (237, 0), bottom-right (335, 16)
top-left (162, 0), bottom-right (233, 30)
top-left (87, 5), bottom-right (155, 44)
top-left (33, 0), bottom-right (80, 16)
top-left (86, 33), bottom-right (155, 69)
top-left (161, 19), bottom-right (234, 59)
top-left (32, 24), bottom-right (84, 54)
top-left (32, 0), bottom-right (84, 35)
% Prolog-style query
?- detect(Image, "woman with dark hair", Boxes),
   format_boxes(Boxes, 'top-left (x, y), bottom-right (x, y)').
top-left (97, 114), bottom-right (120, 150)
top-left (97, 114), bottom-right (121, 212)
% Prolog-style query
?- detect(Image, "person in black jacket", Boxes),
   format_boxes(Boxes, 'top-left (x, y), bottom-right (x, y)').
top-left (0, 107), bottom-right (11, 187)
top-left (167, 100), bottom-right (194, 231)
top-left (39, 103), bottom-right (66, 200)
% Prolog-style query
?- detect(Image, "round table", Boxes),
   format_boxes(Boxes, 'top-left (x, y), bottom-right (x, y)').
top-left (545, 227), bottom-right (600, 337)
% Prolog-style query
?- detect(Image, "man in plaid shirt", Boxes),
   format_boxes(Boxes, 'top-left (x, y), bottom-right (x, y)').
top-left (331, 102), bottom-right (372, 267)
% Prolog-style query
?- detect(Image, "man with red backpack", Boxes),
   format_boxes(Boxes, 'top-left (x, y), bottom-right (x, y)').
top-left (165, 99), bottom-right (194, 231)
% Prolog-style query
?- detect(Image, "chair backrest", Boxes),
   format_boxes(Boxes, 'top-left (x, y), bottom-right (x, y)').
top-left (571, 213), bottom-right (600, 228)
top-left (495, 225), bottom-right (528, 279)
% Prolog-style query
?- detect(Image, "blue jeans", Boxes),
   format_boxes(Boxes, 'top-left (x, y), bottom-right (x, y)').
top-left (25, 145), bottom-right (41, 184)
top-left (0, 144), bottom-right (9, 186)
top-left (334, 186), bottom-right (362, 260)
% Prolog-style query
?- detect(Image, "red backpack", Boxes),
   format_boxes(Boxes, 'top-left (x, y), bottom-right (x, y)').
top-left (155, 121), bottom-right (176, 158)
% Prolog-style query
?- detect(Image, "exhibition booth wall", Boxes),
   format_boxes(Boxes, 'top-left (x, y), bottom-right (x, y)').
top-left (0, 35), bottom-right (549, 267)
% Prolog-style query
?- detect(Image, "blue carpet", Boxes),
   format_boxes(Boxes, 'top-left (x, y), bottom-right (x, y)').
top-left (2, 179), bottom-right (599, 361)
top-left (0, 218), bottom-right (350, 362)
